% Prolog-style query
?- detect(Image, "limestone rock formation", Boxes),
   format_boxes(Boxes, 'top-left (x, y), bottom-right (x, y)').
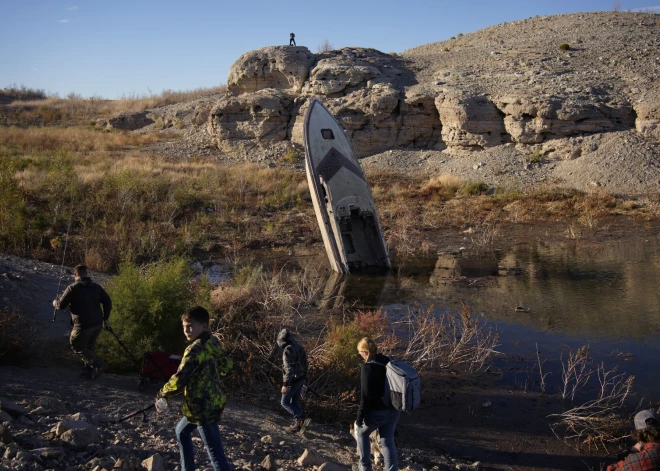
top-left (103, 12), bottom-right (660, 164)
top-left (228, 46), bottom-right (315, 94)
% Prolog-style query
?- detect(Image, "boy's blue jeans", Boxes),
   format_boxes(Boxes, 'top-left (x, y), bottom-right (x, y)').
top-left (175, 416), bottom-right (232, 471)
top-left (280, 380), bottom-right (305, 419)
top-left (357, 408), bottom-right (400, 471)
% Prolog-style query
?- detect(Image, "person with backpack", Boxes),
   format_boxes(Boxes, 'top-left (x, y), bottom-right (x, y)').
top-left (355, 337), bottom-right (400, 471)
top-left (277, 328), bottom-right (308, 433)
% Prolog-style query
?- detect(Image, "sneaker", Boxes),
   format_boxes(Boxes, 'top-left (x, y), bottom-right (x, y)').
top-left (285, 420), bottom-right (302, 434)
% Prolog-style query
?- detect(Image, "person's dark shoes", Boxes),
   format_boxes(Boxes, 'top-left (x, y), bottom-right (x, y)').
top-left (79, 367), bottom-right (94, 379)
top-left (285, 419), bottom-right (303, 434)
top-left (92, 361), bottom-right (107, 379)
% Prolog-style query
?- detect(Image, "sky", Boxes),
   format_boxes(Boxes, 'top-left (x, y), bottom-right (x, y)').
top-left (1, 0), bottom-right (659, 99)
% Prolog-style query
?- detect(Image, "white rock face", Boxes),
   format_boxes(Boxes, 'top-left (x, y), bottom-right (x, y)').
top-left (228, 46), bottom-right (315, 94)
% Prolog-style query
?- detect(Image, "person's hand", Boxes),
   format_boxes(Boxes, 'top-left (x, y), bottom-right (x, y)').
top-left (104, 320), bottom-right (112, 331)
top-left (281, 386), bottom-right (287, 394)
top-left (155, 397), bottom-right (167, 412)
top-left (52, 299), bottom-right (58, 308)
top-left (633, 442), bottom-right (643, 451)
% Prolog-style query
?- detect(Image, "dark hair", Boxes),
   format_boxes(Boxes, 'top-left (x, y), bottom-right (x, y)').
top-left (74, 265), bottom-right (88, 277)
top-left (636, 426), bottom-right (660, 444)
top-left (181, 306), bottom-right (210, 325)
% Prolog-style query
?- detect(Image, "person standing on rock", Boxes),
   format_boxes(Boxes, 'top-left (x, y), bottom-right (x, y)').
top-left (290, 32), bottom-right (296, 46)
top-left (156, 306), bottom-right (234, 471)
top-left (277, 328), bottom-right (308, 433)
top-left (52, 264), bottom-right (112, 380)
top-left (355, 337), bottom-right (400, 471)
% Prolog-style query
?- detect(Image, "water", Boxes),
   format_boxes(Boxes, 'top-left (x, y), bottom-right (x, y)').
top-left (327, 237), bottom-right (660, 401)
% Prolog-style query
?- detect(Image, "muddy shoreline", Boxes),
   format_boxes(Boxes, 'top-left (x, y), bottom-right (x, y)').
top-left (2, 216), bottom-right (657, 470)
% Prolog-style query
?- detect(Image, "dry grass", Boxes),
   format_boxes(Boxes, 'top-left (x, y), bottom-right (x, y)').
top-left (0, 126), bottom-right (167, 154)
top-left (3, 85), bottom-right (227, 126)
top-left (397, 302), bottom-right (500, 372)
top-left (549, 362), bottom-right (635, 452)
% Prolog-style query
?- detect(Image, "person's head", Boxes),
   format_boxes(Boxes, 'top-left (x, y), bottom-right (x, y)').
top-left (277, 328), bottom-right (292, 348)
top-left (357, 337), bottom-right (377, 361)
top-left (181, 306), bottom-right (210, 341)
top-left (74, 264), bottom-right (88, 279)
top-left (634, 410), bottom-right (660, 444)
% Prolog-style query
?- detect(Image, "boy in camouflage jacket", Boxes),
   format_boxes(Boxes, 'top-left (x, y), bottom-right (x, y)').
top-left (156, 306), bottom-right (233, 471)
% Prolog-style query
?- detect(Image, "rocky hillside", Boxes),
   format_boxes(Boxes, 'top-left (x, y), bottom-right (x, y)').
top-left (100, 11), bottom-right (660, 193)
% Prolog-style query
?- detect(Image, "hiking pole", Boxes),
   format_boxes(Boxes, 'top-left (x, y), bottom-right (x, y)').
top-left (106, 327), bottom-right (142, 370)
top-left (113, 404), bottom-right (155, 424)
top-left (52, 197), bottom-right (74, 322)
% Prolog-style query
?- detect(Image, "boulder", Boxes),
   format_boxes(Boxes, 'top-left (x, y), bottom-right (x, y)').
top-left (397, 88), bottom-right (443, 149)
top-left (260, 454), bottom-right (276, 470)
top-left (55, 420), bottom-right (98, 437)
top-left (496, 95), bottom-right (635, 144)
top-left (635, 99), bottom-right (660, 143)
top-left (0, 411), bottom-right (12, 422)
top-left (0, 397), bottom-right (28, 417)
top-left (297, 448), bottom-right (326, 467)
top-left (228, 46), bottom-right (315, 95)
top-left (34, 397), bottom-right (66, 415)
top-left (436, 92), bottom-right (507, 149)
top-left (0, 424), bottom-right (13, 444)
top-left (105, 111), bottom-right (154, 131)
top-left (29, 447), bottom-right (64, 460)
top-left (319, 462), bottom-right (349, 471)
top-left (141, 453), bottom-right (165, 471)
top-left (208, 89), bottom-right (294, 156)
top-left (60, 428), bottom-right (99, 450)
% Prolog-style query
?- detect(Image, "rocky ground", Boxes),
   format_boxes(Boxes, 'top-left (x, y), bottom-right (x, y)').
top-left (0, 253), bottom-right (481, 471)
top-left (0, 246), bottom-right (634, 471)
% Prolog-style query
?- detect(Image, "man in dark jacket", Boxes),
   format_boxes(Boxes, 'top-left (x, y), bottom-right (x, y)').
top-left (277, 328), bottom-right (308, 433)
top-left (53, 264), bottom-right (112, 379)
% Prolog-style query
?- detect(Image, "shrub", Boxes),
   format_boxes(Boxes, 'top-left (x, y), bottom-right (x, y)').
top-left (317, 39), bottom-right (334, 53)
top-left (96, 258), bottom-right (206, 371)
top-left (460, 181), bottom-right (490, 196)
top-left (0, 158), bottom-right (27, 250)
top-left (559, 43), bottom-right (570, 50)
top-left (530, 149), bottom-right (543, 164)
top-left (281, 146), bottom-right (297, 164)
top-left (0, 307), bottom-right (37, 365)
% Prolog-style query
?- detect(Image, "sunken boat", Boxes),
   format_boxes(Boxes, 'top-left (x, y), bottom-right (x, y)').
top-left (303, 97), bottom-right (391, 274)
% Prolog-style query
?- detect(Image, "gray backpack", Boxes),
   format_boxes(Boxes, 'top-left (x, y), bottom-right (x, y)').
top-left (370, 358), bottom-right (421, 412)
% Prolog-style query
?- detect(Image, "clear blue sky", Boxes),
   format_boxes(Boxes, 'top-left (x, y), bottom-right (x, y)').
top-left (1, 0), bottom-right (658, 99)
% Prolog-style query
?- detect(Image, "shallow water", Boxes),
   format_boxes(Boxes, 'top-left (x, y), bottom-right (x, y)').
top-left (328, 237), bottom-right (660, 401)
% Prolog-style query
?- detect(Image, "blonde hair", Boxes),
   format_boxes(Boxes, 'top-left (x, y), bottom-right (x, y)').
top-left (357, 337), bottom-right (377, 356)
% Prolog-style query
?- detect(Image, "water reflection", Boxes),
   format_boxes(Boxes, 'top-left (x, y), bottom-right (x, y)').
top-left (325, 237), bottom-right (660, 396)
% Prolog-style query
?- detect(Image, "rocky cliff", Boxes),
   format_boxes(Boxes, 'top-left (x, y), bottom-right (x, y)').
top-left (108, 11), bottom-right (660, 164)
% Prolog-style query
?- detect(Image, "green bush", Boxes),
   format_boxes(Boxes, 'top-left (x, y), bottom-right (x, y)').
top-left (559, 43), bottom-right (570, 50)
top-left (0, 307), bottom-right (36, 365)
top-left (97, 258), bottom-right (208, 371)
top-left (0, 158), bottom-right (27, 250)
top-left (461, 182), bottom-right (490, 196)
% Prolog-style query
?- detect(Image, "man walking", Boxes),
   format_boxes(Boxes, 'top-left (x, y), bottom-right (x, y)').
top-left (53, 264), bottom-right (112, 379)
top-left (277, 328), bottom-right (308, 433)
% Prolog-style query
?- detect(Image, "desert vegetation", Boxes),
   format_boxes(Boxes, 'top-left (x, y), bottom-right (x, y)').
top-left (95, 256), bottom-right (500, 421)
top-left (0, 120), bottom-right (656, 273)
top-left (0, 84), bottom-right (226, 127)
